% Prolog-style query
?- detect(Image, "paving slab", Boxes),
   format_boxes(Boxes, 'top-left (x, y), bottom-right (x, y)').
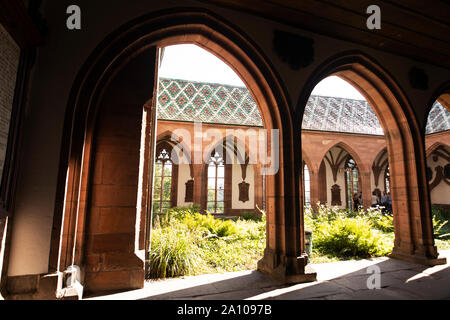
top-left (267, 281), bottom-right (354, 300)
top-left (332, 272), bottom-right (406, 291)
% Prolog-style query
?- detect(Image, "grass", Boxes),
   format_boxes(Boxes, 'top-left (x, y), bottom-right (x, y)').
top-left (146, 204), bottom-right (450, 279)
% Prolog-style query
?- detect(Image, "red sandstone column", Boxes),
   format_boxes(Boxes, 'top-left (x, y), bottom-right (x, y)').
top-left (309, 169), bottom-right (320, 213)
top-left (360, 170), bottom-right (372, 210)
top-left (192, 164), bottom-right (203, 207)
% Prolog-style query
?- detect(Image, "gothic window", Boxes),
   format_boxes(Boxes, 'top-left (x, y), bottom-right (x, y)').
top-left (207, 151), bottom-right (225, 214)
top-left (384, 166), bottom-right (390, 193)
top-left (303, 163), bottom-right (311, 206)
top-left (344, 157), bottom-right (359, 209)
top-left (153, 148), bottom-right (173, 216)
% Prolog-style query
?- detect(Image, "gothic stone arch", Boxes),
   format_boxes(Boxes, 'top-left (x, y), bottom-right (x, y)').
top-left (51, 8), bottom-right (314, 295)
top-left (296, 51), bottom-right (446, 266)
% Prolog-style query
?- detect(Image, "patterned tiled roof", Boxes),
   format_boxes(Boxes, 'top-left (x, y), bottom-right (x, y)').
top-left (157, 78), bottom-right (449, 136)
top-left (425, 101), bottom-right (450, 135)
top-left (302, 95), bottom-right (384, 135)
top-left (157, 78), bottom-right (263, 126)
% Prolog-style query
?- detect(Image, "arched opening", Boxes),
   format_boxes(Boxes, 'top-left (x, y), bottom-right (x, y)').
top-left (50, 9), bottom-right (308, 295)
top-left (155, 45), bottom-right (264, 218)
top-left (303, 162), bottom-right (311, 208)
top-left (196, 135), bottom-right (257, 216)
top-left (424, 97), bottom-right (450, 222)
top-left (371, 147), bottom-right (391, 210)
top-left (206, 150), bottom-right (226, 214)
top-left (314, 143), bottom-right (365, 210)
top-left (301, 75), bottom-right (383, 214)
top-left (297, 53), bottom-right (444, 266)
top-left (152, 141), bottom-right (179, 217)
top-left (384, 166), bottom-right (391, 194)
top-left (344, 156), bottom-right (360, 210)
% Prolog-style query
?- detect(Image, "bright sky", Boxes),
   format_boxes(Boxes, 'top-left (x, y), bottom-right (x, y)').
top-left (311, 76), bottom-right (365, 100)
top-left (159, 44), bottom-right (245, 87)
top-left (159, 44), bottom-right (365, 100)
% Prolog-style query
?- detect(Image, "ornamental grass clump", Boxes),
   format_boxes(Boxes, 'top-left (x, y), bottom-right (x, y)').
top-left (147, 206), bottom-right (266, 279)
top-left (147, 221), bottom-right (202, 279)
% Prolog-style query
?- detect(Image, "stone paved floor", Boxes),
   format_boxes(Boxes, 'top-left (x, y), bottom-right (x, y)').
top-left (85, 250), bottom-right (450, 300)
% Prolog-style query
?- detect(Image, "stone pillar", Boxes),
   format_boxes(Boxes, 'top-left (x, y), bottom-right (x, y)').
top-left (308, 169), bottom-right (320, 213)
top-left (360, 170), bottom-right (372, 209)
top-left (192, 163), bottom-right (204, 207)
top-left (257, 132), bottom-right (317, 283)
top-left (388, 145), bottom-right (447, 266)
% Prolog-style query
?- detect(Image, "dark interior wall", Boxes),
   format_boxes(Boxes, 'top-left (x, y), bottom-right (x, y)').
top-left (6, 0), bottom-right (450, 277)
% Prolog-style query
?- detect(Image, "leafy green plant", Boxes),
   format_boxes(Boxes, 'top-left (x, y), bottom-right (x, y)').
top-left (147, 205), bottom-right (267, 279)
top-left (188, 212), bottom-right (238, 238)
top-left (147, 203), bottom-right (449, 280)
top-left (365, 207), bottom-right (394, 233)
top-left (432, 205), bottom-right (450, 239)
top-left (313, 216), bottom-right (391, 258)
top-left (306, 204), bottom-right (393, 259)
top-left (239, 210), bottom-right (263, 222)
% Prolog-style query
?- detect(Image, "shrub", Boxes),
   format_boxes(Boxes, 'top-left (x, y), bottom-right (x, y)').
top-left (239, 211), bottom-right (263, 222)
top-left (307, 204), bottom-right (393, 259)
top-left (234, 218), bottom-right (266, 240)
top-left (313, 216), bottom-right (391, 258)
top-left (432, 205), bottom-right (450, 239)
top-left (190, 213), bottom-right (238, 238)
top-left (365, 207), bottom-right (394, 233)
top-left (153, 205), bottom-right (201, 228)
top-left (372, 215), bottom-right (394, 233)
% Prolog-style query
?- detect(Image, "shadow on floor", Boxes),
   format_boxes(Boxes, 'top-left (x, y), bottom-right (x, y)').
top-left (133, 258), bottom-right (450, 300)
top-left (83, 253), bottom-right (450, 300)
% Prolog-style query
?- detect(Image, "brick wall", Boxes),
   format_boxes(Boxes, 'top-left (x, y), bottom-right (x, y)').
top-left (0, 23), bottom-right (20, 181)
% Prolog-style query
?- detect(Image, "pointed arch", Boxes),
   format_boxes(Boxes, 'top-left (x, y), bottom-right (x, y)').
top-left (426, 142), bottom-right (450, 158)
top-left (296, 50), bottom-right (443, 265)
top-left (321, 141), bottom-right (366, 173)
top-left (301, 150), bottom-right (315, 174)
top-left (49, 7), bottom-right (308, 293)
top-left (156, 130), bottom-right (193, 177)
top-left (202, 134), bottom-right (251, 167)
top-left (371, 145), bottom-right (389, 168)
top-left (426, 81), bottom-right (450, 127)
top-left (371, 147), bottom-right (389, 191)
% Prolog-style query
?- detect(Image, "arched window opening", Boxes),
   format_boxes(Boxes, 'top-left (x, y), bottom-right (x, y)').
top-left (425, 100), bottom-right (450, 210)
top-left (207, 151), bottom-right (226, 214)
top-left (301, 75), bottom-right (385, 212)
top-left (153, 147), bottom-right (173, 216)
top-left (303, 163), bottom-right (311, 207)
top-left (344, 157), bottom-right (359, 210)
top-left (384, 166), bottom-right (390, 194)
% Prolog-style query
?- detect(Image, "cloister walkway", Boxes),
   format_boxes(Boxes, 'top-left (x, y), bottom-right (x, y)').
top-left (86, 250), bottom-right (450, 300)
